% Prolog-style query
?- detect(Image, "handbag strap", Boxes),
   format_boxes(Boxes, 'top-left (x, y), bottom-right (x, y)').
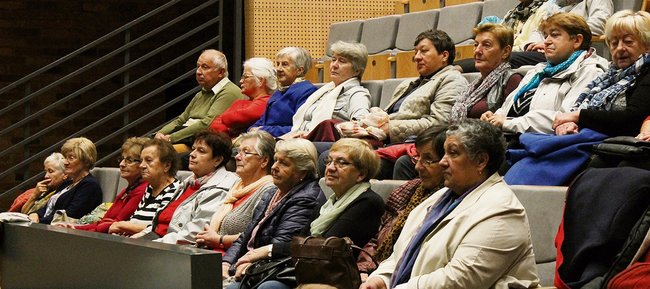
top-left (352, 244), bottom-right (379, 268)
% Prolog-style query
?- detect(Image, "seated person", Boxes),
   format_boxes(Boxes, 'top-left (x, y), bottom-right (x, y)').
top-left (9, 153), bottom-right (67, 214)
top-left (358, 128), bottom-right (446, 280)
top-left (67, 137), bottom-right (149, 233)
top-left (196, 131), bottom-right (276, 252)
top-left (221, 139), bottom-right (324, 284)
top-left (134, 131), bottom-right (239, 244)
top-left (282, 41), bottom-right (371, 139)
top-left (361, 119), bottom-right (539, 289)
top-left (210, 58), bottom-right (277, 138)
top-left (249, 47), bottom-right (318, 137)
top-left (456, 0), bottom-right (613, 72)
top-left (31, 137), bottom-right (102, 224)
top-left (155, 49), bottom-right (245, 152)
top-left (451, 23), bottom-right (523, 122)
top-left (226, 138), bottom-right (385, 289)
top-left (553, 10), bottom-right (650, 137)
top-left (108, 139), bottom-right (182, 236)
top-left (481, 12), bottom-right (608, 134)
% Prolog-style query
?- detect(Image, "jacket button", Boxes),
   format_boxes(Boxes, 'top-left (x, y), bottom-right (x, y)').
top-left (178, 223), bottom-right (183, 227)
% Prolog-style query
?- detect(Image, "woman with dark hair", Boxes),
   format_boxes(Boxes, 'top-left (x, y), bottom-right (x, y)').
top-left (361, 119), bottom-right (539, 289)
top-left (133, 131), bottom-right (239, 244)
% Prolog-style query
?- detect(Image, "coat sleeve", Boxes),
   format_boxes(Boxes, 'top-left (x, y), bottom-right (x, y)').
top-left (584, 0), bottom-right (613, 36)
top-left (159, 93), bottom-right (198, 135)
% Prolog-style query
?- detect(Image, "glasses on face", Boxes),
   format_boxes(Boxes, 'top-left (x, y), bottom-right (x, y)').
top-left (324, 158), bottom-right (353, 169)
top-left (64, 154), bottom-right (77, 162)
top-left (118, 156), bottom-right (142, 165)
top-left (234, 149), bottom-right (260, 158)
top-left (241, 73), bottom-right (256, 80)
top-left (411, 155), bottom-right (440, 167)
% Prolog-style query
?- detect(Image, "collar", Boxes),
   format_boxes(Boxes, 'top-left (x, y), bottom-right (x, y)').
top-left (206, 77), bottom-right (231, 95)
top-left (280, 77), bottom-right (305, 92)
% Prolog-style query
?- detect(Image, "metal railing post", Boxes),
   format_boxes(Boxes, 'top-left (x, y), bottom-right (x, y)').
top-left (123, 28), bottom-right (131, 142)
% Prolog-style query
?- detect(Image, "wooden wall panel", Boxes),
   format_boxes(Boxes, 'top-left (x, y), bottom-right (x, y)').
top-left (244, 0), bottom-right (395, 60)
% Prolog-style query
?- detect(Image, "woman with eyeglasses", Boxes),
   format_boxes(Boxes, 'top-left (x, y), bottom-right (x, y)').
top-left (196, 131), bottom-right (276, 252)
top-left (64, 137), bottom-right (150, 233)
top-left (210, 58), bottom-right (277, 139)
top-left (222, 138), bottom-right (325, 287)
top-left (30, 137), bottom-right (103, 224)
top-left (108, 138), bottom-right (182, 236)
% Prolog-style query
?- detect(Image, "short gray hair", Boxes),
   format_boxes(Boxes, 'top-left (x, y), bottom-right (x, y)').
top-left (330, 41), bottom-right (368, 80)
top-left (238, 130), bottom-right (276, 173)
top-left (203, 49), bottom-right (229, 77)
top-left (44, 152), bottom-right (65, 173)
top-left (446, 119), bottom-right (506, 175)
top-left (275, 138), bottom-right (318, 179)
top-left (276, 47), bottom-right (312, 76)
top-left (244, 57), bottom-right (278, 93)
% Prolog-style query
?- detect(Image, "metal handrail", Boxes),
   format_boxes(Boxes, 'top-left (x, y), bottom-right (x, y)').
top-left (0, 0), bottom-right (226, 199)
top-left (0, 1), bottom-right (219, 132)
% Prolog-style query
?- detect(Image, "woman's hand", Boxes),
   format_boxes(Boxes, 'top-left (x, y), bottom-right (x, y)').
top-left (637, 118), bottom-right (650, 140)
top-left (28, 213), bottom-right (39, 223)
top-left (235, 245), bottom-right (271, 267)
top-left (234, 262), bottom-right (252, 280)
top-left (33, 179), bottom-right (51, 199)
top-left (196, 224), bottom-right (219, 248)
top-left (553, 111), bottom-right (580, 129)
top-left (526, 41), bottom-right (545, 52)
top-left (53, 222), bottom-right (76, 229)
top-left (555, 122), bottom-right (579, 135)
top-left (359, 277), bottom-right (387, 289)
top-left (480, 111), bottom-right (505, 128)
top-left (222, 263), bottom-right (232, 279)
top-left (154, 133), bottom-right (171, 142)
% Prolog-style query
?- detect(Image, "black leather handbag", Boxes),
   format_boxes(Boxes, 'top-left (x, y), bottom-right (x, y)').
top-left (239, 257), bottom-right (297, 289)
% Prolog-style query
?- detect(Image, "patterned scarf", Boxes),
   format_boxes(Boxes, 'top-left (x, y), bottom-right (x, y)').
top-left (503, 0), bottom-right (547, 29)
top-left (513, 50), bottom-right (584, 103)
top-left (373, 184), bottom-right (439, 263)
top-left (209, 175), bottom-right (273, 232)
top-left (450, 62), bottom-right (511, 123)
top-left (573, 53), bottom-right (650, 111)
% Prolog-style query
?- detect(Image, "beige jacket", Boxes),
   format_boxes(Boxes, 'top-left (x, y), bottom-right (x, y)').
top-left (370, 173), bottom-right (540, 289)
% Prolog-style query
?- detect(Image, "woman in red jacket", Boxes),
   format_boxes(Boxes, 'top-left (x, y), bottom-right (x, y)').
top-left (210, 58), bottom-right (277, 138)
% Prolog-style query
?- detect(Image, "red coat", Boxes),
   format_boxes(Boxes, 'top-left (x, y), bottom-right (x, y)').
top-left (75, 180), bottom-right (147, 233)
top-left (209, 95), bottom-right (270, 138)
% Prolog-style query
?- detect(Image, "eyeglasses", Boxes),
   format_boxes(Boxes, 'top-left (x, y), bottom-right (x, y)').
top-left (241, 73), bottom-right (256, 80)
top-left (411, 155), bottom-right (440, 167)
top-left (235, 150), bottom-right (260, 158)
top-left (118, 156), bottom-right (142, 165)
top-left (324, 158), bottom-right (353, 169)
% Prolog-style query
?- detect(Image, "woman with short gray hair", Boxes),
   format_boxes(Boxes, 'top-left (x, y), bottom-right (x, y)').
top-left (210, 57), bottom-right (277, 138)
top-left (250, 47), bottom-right (319, 137)
top-left (284, 41), bottom-right (371, 138)
top-left (9, 152), bottom-right (67, 214)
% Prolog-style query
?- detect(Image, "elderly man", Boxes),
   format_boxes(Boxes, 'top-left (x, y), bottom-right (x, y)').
top-left (155, 49), bottom-right (245, 151)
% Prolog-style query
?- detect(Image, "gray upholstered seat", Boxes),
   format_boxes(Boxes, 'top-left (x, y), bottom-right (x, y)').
top-left (90, 167), bottom-right (123, 202)
top-left (437, 2), bottom-right (483, 45)
top-left (360, 15), bottom-right (401, 55)
top-left (614, 0), bottom-right (644, 11)
top-left (379, 77), bottom-right (416, 109)
top-left (326, 20), bottom-right (364, 57)
top-left (481, 0), bottom-right (519, 19)
top-left (394, 9), bottom-right (440, 51)
top-left (361, 80), bottom-right (384, 108)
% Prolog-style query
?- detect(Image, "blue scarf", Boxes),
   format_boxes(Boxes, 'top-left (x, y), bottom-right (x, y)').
top-left (573, 53), bottom-right (650, 111)
top-left (513, 50), bottom-right (584, 103)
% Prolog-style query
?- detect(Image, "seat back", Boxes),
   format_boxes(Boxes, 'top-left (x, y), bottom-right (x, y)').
top-left (360, 15), bottom-right (401, 55)
top-left (614, 0), bottom-right (644, 11)
top-left (395, 9), bottom-right (440, 51)
top-left (380, 77), bottom-right (416, 109)
top-left (437, 2), bottom-right (483, 44)
top-left (361, 80), bottom-right (384, 107)
top-left (511, 185), bottom-right (567, 286)
top-left (326, 20), bottom-right (364, 57)
top-left (482, 0), bottom-right (519, 19)
top-left (462, 72), bottom-right (481, 84)
top-left (90, 167), bottom-right (122, 202)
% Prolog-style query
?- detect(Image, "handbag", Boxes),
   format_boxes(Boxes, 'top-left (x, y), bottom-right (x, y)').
top-left (239, 257), bottom-right (297, 289)
top-left (592, 136), bottom-right (650, 158)
top-left (290, 236), bottom-right (363, 289)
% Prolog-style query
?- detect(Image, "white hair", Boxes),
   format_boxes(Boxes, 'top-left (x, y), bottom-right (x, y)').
top-left (244, 57), bottom-right (278, 93)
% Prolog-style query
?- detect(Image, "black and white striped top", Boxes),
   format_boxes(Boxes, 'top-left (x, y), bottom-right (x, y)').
top-left (129, 179), bottom-right (182, 224)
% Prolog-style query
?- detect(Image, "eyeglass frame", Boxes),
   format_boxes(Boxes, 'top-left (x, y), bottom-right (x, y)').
top-left (324, 157), bottom-right (354, 169)
top-left (117, 156), bottom-right (142, 165)
top-left (411, 155), bottom-right (440, 166)
top-left (233, 149), bottom-right (261, 158)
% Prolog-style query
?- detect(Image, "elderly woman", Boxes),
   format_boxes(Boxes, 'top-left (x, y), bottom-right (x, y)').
top-left (222, 138), bottom-right (324, 287)
top-left (9, 153), bottom-right (67, 214)
top-left (70, 137), bottom-right (150, 233)
top-left (30, 137), bottom-right (102, 224)
top-left (108, 139), bottom-right (182, 236)
top-left (250, 47), bottom-right (318, 137)
top-left (210, 58), bottom-right (277, 138)
top-left (195, 131), bottom-right (276, 251)
top-left (283, 41), bottom-right (371, 138)
top-left (358, 128), bottom-right (446, 279)
top-left (481, 12), bottom-right (608, 134)
top-left (361, 119), bottom-right (539, 289)
top-left (451, 23), bottom-right (522, 122)
top-left (133, 131), bottom-right (238, 244)
top-left (553, 10), bottom-right (650, 137)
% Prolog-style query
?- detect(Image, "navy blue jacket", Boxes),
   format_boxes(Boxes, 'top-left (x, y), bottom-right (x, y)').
top-left (36, 173), bottom-right (103, 224)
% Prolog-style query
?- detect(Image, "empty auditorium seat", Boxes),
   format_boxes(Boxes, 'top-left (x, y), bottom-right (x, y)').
top-left (481, 0), bottom-right (519, 19)
top-left (437, 2), bottom-right (483, 61)
top-left (361, 80), bottom-right (384, 107)
top-left (361, 15), bottom-right (401, 80)
top-left (325, 20), bottom-right (364, 58)
top-left (395, 10), bottom-right (439, 51)
top-left (462, 72), bottom-right (481, 84)
top-left (615, 0), bottom-right (644, 11)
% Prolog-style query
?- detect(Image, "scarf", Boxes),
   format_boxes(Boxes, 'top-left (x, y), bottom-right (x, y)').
top-left (503, 0), bottom-right (547, 29)
top-left (291, 78), bottom-right (356, 133)
top-left (373, 183), bottom-right (439, 263)
top-left (513, 50), bottom-right (584, 103)
top-left (450, 62), bottom-right (512, 122)
top-left (310, 182), bottom-right (370, 236)
top-left (209, 175), bottom-right (273, 232)
top-left (573, 53), bottom-right (650, 111)
top-left (186, 170), bottom-right (215, 190)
